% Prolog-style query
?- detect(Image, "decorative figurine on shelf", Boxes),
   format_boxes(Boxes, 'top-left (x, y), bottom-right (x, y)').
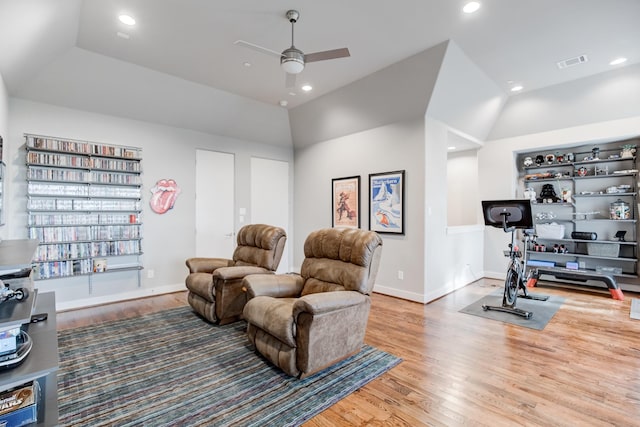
top-left (545, 153), bottom-right (555, 164)
top-left (524, 187), bottom-right (536, 201)
top-left (566, 152), bottom-right (575, 162)
top-left (535, 155), bottom-right (544, 166)
top-left (537, 183), bottom-right (561, 204)
top-left (592, 147), bottom-right (600, 160)
top-left (556, 152), bottom-right (564, 163)
top-left (615, 230), bottom-right (627, 242)
top-left (523, 156), bottom-right (533, 167)
top-left (621, 144), bottom-right (636, 159)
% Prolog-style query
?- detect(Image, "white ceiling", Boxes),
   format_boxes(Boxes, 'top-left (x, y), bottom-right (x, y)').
top-left (1, 0), bottom-right (639, 110)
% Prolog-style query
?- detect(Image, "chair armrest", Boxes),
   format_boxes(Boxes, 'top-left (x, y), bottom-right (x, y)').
top-left (293, 291), bottom-right (368, 317)
top-left (213, 266), bottom-right (271, 281)
top-left (186, 257), bottom-right (233, 274)
top-left (242, 273), bottom-right (304, 298)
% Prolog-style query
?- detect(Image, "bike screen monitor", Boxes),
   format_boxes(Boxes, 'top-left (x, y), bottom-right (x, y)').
top-left (481, 200), bottom-right (533, 230)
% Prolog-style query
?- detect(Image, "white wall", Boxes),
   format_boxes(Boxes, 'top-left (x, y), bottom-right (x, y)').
top-left (479, 116), bottom-right (640, 283)
top-left (0, 73), bottom-right (8, 238)
top-left (0, 73), bottom-right (8, 155)
top-left (424, 118), bottom-right (484, 301)
top-left (294, 118), bottom-right (426, 300)
top-left (447, 149), bottom-right (479, 226)
top-left (8, 98), bottom-right (293, 309)
top-left (417, 41), bottom-right (503, 301)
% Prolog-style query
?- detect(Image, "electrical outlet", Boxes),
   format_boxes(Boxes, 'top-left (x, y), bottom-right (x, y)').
top-left (398, 270), bottom-right (404, 280)
top-left (147, 269), bottom-right (155, 279)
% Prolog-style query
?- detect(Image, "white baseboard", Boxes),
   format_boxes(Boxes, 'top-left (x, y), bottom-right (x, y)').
top-left (373, 284), bottom-right (427, 303)
top-left (374, 271), bottom-right (498, 304)
top-left (423, 275), bottom-right (482, 303)
top-left (483, 270), bottom-right (506, 280)
top-left (55, 283), bottom-right (186, 312)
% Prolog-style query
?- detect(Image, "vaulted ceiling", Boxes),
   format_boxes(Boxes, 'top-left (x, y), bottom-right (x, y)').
top-left (1, 0), bottom-right (638, 110)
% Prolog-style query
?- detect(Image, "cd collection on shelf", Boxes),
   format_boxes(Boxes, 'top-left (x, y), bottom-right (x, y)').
top-left (27, 135), bottom-right (140, 159)
top-left (25, 133), bottom-right (143, 281)
top-left (28, 213), bottom-right (138, 226)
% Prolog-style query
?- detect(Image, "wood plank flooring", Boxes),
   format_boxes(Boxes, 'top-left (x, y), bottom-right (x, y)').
top-left (56, 279), bottom-right (640, 426)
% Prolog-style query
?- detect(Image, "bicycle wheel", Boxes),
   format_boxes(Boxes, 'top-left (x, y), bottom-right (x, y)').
top-left (504, 266), bottom-right (519, 306)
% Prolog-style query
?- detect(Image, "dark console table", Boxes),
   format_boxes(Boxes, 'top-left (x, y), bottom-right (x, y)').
top-left (0, 239), bottom-right (58, 425)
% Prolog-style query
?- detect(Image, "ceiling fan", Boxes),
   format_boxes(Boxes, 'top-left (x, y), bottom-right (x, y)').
top-left (234, 10), bottom-right (350, 87)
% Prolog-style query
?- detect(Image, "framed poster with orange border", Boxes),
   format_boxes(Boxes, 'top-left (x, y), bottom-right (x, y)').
top-left (331, 175), bottom-right (360, 228)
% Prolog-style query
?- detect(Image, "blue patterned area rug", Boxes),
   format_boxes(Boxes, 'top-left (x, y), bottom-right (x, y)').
top-left (57, 306), bottom-right (401, 426)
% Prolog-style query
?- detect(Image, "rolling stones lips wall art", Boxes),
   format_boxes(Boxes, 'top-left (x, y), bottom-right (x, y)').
top-left (150, 179), bottom-right (181, 214)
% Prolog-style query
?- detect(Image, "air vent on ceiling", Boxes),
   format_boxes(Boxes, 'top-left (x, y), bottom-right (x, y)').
top-left (557, 54), bottom-right (588, 69)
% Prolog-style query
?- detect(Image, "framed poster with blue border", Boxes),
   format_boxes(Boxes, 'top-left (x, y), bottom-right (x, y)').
top-left (369, 170), bottom-right (405, 234)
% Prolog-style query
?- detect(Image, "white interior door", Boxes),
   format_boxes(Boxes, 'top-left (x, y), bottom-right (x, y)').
top-left (250, 157), bottom-right (290, 273)
top-left (196, 150), bottom-right (235, 257)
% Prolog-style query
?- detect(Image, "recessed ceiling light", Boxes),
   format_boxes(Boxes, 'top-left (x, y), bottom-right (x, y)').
top-left (463, 2), bottom-right (481, 13)
top-left (119, 15), bottom-right (136, 26)
top-left (610, 57), bottom-right (628, 66)
top-left (301, 85), bottom-right (313, 92)
top-left (511, 85), bottom-right (523, 92)
top-left (116, 32), bottom-right (130, 40)
top-left (243, 62), bottom-right (251, 67)
top-left (448, 146), bottom-right (456, 150)
top-left (288, 92), bottom-right (296, 96)
top-left (279, 100), bottom-right (288, 107)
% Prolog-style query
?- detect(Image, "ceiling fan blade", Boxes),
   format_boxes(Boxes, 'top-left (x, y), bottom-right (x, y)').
top-left (285, 72), bottom-right (297, 88)
top-left (304, 48), bottom-right (350, 63)
top-left (234, 40), bottom-right (284, 58)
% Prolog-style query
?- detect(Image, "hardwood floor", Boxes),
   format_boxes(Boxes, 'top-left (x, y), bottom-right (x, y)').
top-left (56, 279), bottom-right (640, 426)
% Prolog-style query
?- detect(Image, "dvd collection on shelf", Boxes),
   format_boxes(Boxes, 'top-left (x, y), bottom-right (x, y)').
top-left (25, 134), bottom-right (143, 281)
top-left (32, 241), bottom-right (141, 261)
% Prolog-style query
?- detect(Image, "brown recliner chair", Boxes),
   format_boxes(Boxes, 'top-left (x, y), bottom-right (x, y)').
top-left (185, 224), bottom-right (286, 325)
top-left (242, 227), bottom-right (383, 378)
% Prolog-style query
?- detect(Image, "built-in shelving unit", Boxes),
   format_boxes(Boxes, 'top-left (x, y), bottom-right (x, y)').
top-left (25, 134), bottom-right (143, 286)
top-left (517, 139), bottom-right (639, 284)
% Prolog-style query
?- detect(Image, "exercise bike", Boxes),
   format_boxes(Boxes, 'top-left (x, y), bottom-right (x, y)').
top-left (481, 200), bottom-right (549, 319)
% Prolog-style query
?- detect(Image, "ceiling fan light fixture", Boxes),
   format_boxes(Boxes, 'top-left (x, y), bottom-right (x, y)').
top-left (281, 47), bottom-right (305, 74)
top-left (281, 57), bottom-right (304, 74)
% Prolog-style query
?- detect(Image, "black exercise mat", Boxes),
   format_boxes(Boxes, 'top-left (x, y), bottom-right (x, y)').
top-left (459, 290), bottom-right (564, 330)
